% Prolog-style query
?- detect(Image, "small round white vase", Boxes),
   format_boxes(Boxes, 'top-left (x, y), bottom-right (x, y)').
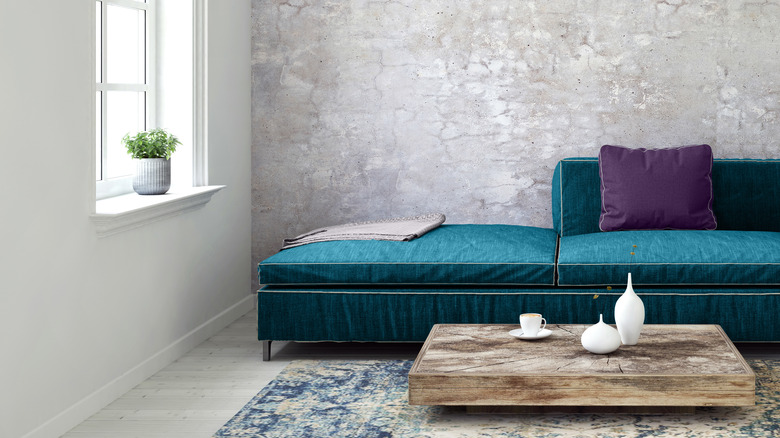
top-left (614, 272), bottom-right (645, 345)
top-left (581, 314), bottom-right (621, 354)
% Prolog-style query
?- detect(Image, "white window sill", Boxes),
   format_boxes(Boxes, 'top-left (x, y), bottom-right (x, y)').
top-left (91, 185), bottom-right (225, 237)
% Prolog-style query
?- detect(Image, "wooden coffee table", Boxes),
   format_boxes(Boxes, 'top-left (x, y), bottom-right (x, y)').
top-left (408, 324), bottom-right (754, 413)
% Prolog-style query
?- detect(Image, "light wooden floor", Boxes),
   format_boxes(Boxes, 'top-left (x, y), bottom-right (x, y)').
top-left (62, 310), bottom-right (421, 437)
top-left (63, 311), bottom-right (778, 437)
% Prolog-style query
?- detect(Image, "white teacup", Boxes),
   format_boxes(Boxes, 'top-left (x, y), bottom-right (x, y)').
top-left (519, 313), bottom-right (547, 337)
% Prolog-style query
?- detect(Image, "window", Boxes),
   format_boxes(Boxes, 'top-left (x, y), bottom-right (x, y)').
top-left (91, 0), bottom-right (221, 236)
top-left (96, 0), bottom-right (155, 199)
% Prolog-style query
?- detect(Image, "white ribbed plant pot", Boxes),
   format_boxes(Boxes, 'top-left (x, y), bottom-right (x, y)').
top-left (614, 273), bottom-right (645, 345)
top-left (133, 158), bottom-right (171, 195)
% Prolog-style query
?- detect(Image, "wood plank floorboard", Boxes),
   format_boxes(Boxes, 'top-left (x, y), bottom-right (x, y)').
top-left (86, 410), bottom-right (238, 421)
top-left (62, 311), bottom-right (778, 437)
top-left (62, 311), bottom-right (288, 438)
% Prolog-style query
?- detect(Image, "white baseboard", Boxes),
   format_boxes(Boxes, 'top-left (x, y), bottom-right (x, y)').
top-left (22, 295), bottom-right (255, 438)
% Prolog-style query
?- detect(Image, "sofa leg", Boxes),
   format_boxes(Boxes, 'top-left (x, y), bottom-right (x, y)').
top-left (262, 340), bottom-right (272, 361)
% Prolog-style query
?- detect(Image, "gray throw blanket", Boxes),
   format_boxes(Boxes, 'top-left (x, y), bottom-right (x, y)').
top-left (281, 213), bottom-right (446, 249)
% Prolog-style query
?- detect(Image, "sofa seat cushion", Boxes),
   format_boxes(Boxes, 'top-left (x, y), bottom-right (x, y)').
top-left (258, 224), bottom-right (558, 286)
top-left (557, 230), bottom-right (780, 286)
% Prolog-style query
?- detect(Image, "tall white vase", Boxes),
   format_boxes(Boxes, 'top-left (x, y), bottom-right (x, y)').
top-left (614, 273), bottom-right (645, 345)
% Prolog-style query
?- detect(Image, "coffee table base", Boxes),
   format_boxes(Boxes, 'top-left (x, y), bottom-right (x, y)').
top-left (465, 405), bottom-right (695, 415)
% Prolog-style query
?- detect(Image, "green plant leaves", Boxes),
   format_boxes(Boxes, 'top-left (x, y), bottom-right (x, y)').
top-left (122, 128), bottom-right (181, 159)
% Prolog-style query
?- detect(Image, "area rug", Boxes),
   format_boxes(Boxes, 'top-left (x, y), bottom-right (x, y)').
top-left (214, 359), bottom-right (779, 437)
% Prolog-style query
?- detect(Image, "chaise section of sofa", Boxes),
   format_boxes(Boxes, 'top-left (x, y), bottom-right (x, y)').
top-left (257, 224), bottom-right (561, 359)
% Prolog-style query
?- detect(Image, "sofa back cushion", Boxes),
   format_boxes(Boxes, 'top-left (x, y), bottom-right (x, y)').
top-left (553, 157), bottom-right (780, 236)
top-left (552, 158), bottom-right (602, 236)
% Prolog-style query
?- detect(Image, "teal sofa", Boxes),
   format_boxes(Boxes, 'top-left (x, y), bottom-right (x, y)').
top-left (257, 158), bottom-right (780, 360)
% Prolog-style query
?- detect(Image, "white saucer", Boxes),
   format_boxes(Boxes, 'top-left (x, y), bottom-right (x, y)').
top-left (509, 328), bottom-right (552, 340)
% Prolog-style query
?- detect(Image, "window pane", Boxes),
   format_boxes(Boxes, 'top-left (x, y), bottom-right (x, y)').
top-left (106, 91), bottom-right (145, 179)
top-left (107, 5), bottom-right (145, 84)
top-left (96, 1), bottom-right (102, 82)
top-left (96, 92), bottom-right (102, 181)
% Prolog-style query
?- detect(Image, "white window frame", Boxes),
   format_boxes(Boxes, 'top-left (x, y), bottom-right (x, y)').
top-left (96, 0), bottom-right (156, 200)
top-left (193, 0), bottom-right (208, 186)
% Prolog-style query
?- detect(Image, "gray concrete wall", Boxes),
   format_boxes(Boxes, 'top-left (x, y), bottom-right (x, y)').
top-left (251, 0), bottom-right (780, 273)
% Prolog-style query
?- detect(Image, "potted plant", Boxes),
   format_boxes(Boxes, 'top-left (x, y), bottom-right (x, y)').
top-left (122, 128), bottom-right (181, 195)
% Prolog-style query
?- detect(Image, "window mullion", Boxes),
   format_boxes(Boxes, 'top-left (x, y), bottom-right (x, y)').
top-left (98, 83), bottom-right (149, 92)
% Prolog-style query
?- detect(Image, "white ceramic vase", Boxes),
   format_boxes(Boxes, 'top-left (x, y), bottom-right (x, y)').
top-left (581, 314), bottom-right (621, 354)
top-left (614, 272), bottom-right (645, 345)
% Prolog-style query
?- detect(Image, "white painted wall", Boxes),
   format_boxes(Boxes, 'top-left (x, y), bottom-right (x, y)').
top-left (0, 1), bottom-right (252, 437)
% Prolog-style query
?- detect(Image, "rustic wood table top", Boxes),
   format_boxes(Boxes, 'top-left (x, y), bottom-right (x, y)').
top-left (408, 324), bottom-right (755, 409)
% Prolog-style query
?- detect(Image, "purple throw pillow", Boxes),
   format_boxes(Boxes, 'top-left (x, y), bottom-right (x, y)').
top-left (598, 144), bottom-right (717, 231)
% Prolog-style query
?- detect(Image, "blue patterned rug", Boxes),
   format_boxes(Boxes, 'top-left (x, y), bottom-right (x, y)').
top-left (214, 359), bottom-right (779, 437)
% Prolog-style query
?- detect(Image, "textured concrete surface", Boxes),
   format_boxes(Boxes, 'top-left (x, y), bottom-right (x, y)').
top-left (251, 0), bottom-right (780, 278)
